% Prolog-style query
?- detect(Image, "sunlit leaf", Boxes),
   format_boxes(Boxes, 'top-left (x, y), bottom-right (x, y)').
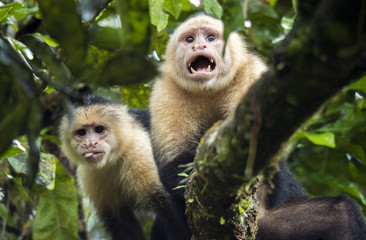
top-left (35, 153), bottom-right (56, 190)
top-left (1, 142), bottom-right (26, 159)
top-left (202, 0), bottom-right (223, 18)
top-left (348, 75), bottom-right (366, 93)
top-left (293, 131), bottom-right (335, 148)
top-left (31, 33), bottom-right (59, 47)
top-left (0, 7), bottom-right (12, 22)
top-left (269, 0), bottom-right (278, 7)
top-left (121, 84), bottom-right (151, 109)
top-left (149, 0), bottom-right (169, 32)
top-left (164, 0), bottom-right (183, 19)
top-left (8, 154), bottom-right (27, 174)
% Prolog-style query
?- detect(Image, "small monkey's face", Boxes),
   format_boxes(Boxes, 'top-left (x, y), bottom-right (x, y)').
top-left (72, 123), bottom-right (114, 165)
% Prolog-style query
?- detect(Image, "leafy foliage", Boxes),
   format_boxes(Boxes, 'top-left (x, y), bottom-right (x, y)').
top-left (0, 0), bottom-right (365, 239)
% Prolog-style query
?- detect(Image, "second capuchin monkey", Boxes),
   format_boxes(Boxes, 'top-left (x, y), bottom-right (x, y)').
top-left (59, 95), bottom-right (186, 240)
top-left (150, 13), bottom-right (366, 239)
top-left (150, 12), bottom-right (268, 238)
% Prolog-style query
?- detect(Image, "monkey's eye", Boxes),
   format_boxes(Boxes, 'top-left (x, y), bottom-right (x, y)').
top-left (185, 36), bottom-right (195, 43)
top-left (95, 126), bottom-right (104, 133)
top-left (206, 35), bottom-right (216, 42)
top-left (76, 129), bottom-right (86, 136)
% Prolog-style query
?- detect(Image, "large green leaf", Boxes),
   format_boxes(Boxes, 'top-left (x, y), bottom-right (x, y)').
top-left (149, 0), bottom-right (169, 32)
top-left (38, 0), bottom-right (87, 69)
top-left (220, 0), bottom-right (243, 40)
top-left (33, 159), bottom-right (79, 240)
top-left (116, 0), bottom-right (151, 53)
top-left (164, 0), bottom-right (183, 19)
top-left (101, 52), bottom-right (157, 85)
top-left (202, 0), bottom-right (223, 18)
top-left (21, 35), bottom-right (70, 86)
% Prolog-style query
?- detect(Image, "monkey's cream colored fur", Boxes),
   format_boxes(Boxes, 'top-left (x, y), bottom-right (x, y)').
top-left (60, 103), bottom-right (165, 213)
top-left (150, 14), bottom-right (268, 163)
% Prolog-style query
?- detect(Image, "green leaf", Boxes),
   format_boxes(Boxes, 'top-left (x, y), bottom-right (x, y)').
top-left (149, 0), bottom-right (169, 32)
top-left (21, 35), bottom-right (70, 86)
top-left (221, 0), bottom-right (243, 40)
top-left (0, 7), bottom-right (12, 22)
top-left (220, 217), bottom-right (225, 225)
top-left (121, 84), bottom-right (151, 109)
top-left (38, 0), bottom-right (87, 69)
top-left (269, 0), bottom-right (278, 7)
top-left (35, 153), bottom-right (56, 190)
top-left (12, 177), bottom-right (33, 202)
top-left (1, 141), bottom-right (26, 159)
top-left (2, 2), bottom-right (38, 20)
top-left (33, 159), bottom-right (79, 240)
top-left (202, 0), bottom-right (223, 18)
top-left (348, 75), bottom-right (366, 93)
top-left (177, 172), bottom-right (189, 177)
top-left (293, 131), bottom-right (336, 148)
top-left (8, 154), bottom-right (28, 174)
top-left (31, 33), bottom-right (59, 47)
top-left (0, 203), bottom-right (8, 220)
top-left (163, 0), bottom-right (182, 19)
top-left (101, 52), bottom-right (157, 85)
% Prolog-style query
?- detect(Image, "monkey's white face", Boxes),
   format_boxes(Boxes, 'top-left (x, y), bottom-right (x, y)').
top-left (71, 123), bottom-right (116, 166)
top-left (177, 26), bottom-right (224, 81)
top-left (166, 16), bottom-right (234, 92)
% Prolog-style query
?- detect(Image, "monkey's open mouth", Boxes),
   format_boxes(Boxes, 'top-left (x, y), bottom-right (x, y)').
top-left (188, 56), bottom-right (216, 74)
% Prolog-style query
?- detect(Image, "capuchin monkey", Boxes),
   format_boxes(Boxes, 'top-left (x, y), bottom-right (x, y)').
top-left (150, 13), bottom-right (366, 239)
top-left (59, 95), bottom-right (186, 240)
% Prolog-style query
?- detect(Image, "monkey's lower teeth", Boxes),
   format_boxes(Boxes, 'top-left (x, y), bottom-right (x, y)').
top-left (206, 65), bottom-right (211, 72)
top-left (190, 67), bottom-right (196, 74)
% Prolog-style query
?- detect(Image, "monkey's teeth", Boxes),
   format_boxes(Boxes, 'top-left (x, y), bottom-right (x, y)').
top-left (188, 62), bottom-right (191, 67)
top-left (190, 67), bottom-right (196, 74)
top-left (210, 58), bottom-right (214, 63)
top-left (206, 65), bottom-right (211, 72)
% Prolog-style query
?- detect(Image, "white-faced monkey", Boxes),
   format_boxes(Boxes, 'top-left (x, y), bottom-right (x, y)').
top-left (59, 95), bottom-right (186, 240)
top-left (150, 13), bottom-right (366, 239)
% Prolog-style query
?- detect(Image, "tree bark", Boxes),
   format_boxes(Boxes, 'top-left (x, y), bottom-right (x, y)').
top-left (185, 0), bottom-right (366, 239)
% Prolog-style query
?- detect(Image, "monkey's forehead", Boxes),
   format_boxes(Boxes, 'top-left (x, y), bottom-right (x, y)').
top-left (175, 15), bottom-right (223, 35)
top-left (71, 105), bottom-right (123, 125)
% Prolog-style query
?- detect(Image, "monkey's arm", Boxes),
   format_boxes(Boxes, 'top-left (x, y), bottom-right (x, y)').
top-left (100, 206), bottom-right (146, 240)
top-left (257, 196), bottom-right (366, 240)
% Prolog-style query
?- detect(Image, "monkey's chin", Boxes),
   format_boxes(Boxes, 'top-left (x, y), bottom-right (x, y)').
top-left (82, 152), bottom-right (105, 164)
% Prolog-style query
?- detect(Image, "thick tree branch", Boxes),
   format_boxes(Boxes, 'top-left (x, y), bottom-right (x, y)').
top-left (186, 0), bottom-right (366, 239)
